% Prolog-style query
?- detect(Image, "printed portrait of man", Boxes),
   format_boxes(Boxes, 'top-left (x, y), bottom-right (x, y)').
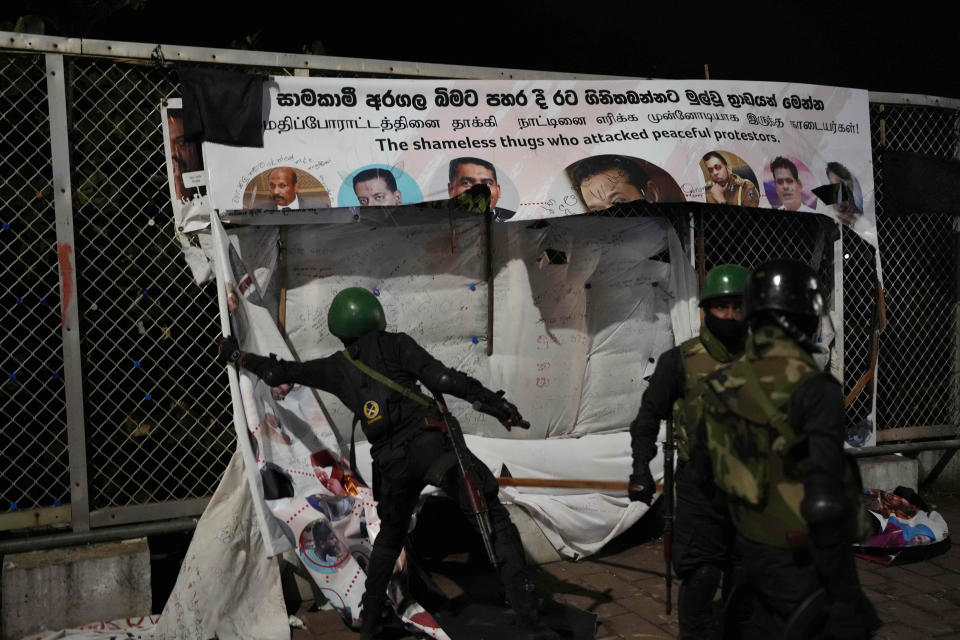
top-left (568, 155), bottom-right (662, 211)
top-left (243, 166), bottom-right (331, 210)
top-left (701, 151), bottom-right (760, 207)
top-left (769, 156), bottom-right (816, 212)
top-left (447, 157), bottom-right (515, 221)
top-left (353, 168), bottom-right (402, 207)
top-left (166, 108), bottom-right (206, 203)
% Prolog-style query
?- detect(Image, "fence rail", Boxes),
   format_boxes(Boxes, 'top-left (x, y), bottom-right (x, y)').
top-left (1, 32), bottom-right (957, 535)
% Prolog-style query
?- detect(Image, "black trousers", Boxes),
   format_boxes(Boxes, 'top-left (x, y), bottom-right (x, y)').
top-left (724, 536), bottom-right (821, 639)
top-left (672, 463), bottom-right (735, 639)
top-left (672, 463), bottom-right (735, 578)
top-left (363, 429), bottom-right (527, 609)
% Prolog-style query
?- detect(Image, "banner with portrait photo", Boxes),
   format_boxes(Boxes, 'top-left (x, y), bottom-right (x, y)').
top-left (194, 77), bottom-right (877, 248)
top-left (162, 98), bottom-right (212, 234)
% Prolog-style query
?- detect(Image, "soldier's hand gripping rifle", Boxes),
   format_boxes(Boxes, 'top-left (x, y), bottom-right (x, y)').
top-left (430, 390), bottom-right (500, 567)
top-left (663, 415), bottom-right (675, 615)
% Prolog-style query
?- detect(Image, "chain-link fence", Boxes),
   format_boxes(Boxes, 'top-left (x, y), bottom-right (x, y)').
top-left (0, 52), bottom-right (70, 514)
top-left (1, 37), bottom-right (958, 534)
top-left (67, 58), bottom-right (236, 511)
top-left (870, 103), bottom-right (960, 434)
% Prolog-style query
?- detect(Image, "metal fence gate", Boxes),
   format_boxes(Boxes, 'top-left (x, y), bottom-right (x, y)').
top-left (1, 32), bottom-right (958, 538)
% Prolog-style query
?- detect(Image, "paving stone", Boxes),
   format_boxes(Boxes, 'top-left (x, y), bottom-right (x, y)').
top-left (902, 559), bottom-right (950, 577)
top-left (553, 591), bottom-right (631, 619)
top-left (602, 611), bottom-right (673, 638)
top-left (595, 622), bottom-right (619, 640)
top-left (932, 571), bottom-right (960, 589)
top-left (902, 591), bottom-right (954, 614)
top-left (875, 622), bottom-right (934, 639)
top-left (543, 560), bottom-right (610, 581)
top-left (876, 599), bottom-right (954, 635)
top-left (616, 594), bottom-right (671, 618)
top-left (589, 556), bottom-right (667, 584)
top-left (295, 608), bottom-right (358, 639)
top-left (858, 567), bottom-right (889, 586)
top-left (867, 571), bottom-right (946, 597)
top-left (931, 548), bottom-right (960, 572)
top-left (580, 571), bottom-right (649, 600)
top-left (936, 607), bottom-right (960, 624)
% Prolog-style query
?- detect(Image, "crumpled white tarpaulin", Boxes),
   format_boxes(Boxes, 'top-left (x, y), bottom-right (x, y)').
top-left (154, 210), bottom-right (696, 638)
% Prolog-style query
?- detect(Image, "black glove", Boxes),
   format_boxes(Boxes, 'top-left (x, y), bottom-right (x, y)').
top-left (473, 390), bottom-right (531, 431)
top-left (216, 335), bottom-right (241, 366)
top-left (629, 470), bottom-right (655, 505)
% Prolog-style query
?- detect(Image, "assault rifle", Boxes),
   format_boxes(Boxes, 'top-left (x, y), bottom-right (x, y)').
top-left (663, 415), bottom-right (675, 615)
top-left (431, 390), bottom-right (499, 567)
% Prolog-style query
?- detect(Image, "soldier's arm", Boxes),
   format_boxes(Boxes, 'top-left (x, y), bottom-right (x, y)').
top-left (236, 349), bottom-right (346, 394)
top-left (793, 374), bottom-right (865, 603)
top-left (394, 333), bottom-right (520, 419)
top-left (793, 373), bottom-right (846, 485)
top-left (629, 347), bottom-right (685, 470)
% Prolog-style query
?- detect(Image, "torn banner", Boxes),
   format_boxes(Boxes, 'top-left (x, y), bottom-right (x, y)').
top-left (160, 202), bottom-right (696, 637)
top-left (164, 211), bottom-right (449, 637)
top-left (214, 209), bottom-right (695, 559)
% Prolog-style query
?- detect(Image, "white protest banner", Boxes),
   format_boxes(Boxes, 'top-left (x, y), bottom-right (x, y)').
top-left (200, 77), bottom-right (876, 246)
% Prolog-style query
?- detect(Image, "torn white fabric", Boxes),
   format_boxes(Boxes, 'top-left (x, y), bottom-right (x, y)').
top-left (154, 449), bottom-right (289, 640)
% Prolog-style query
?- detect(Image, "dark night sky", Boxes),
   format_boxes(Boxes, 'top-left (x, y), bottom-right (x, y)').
top-left (5, 2), bottom-right (958, 99)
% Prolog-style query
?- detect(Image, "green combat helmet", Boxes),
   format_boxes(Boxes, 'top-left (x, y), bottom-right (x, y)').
top-left (327, 287), bottom-right (387, 340)
top-left (700, 264), bottom-right (749, 307)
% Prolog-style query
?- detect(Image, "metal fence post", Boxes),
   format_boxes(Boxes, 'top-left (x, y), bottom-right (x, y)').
top-left (46, 53), bottom-right (90, 532)
top-left (833, 232), bottom-right (844, 384)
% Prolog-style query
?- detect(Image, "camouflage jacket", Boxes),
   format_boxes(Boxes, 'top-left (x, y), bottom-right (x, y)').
top-left (674, 324), bottom-right (735, 462)
top-left (700, 325), bottom-right (872, 548)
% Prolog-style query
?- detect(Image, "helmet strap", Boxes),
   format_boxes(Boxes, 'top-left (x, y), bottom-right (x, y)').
top-left (767, 312), bottom-right (825, 354)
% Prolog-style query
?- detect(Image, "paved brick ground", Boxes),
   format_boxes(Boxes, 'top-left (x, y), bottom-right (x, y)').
top-left (294, 490), bottom-right (960, 639)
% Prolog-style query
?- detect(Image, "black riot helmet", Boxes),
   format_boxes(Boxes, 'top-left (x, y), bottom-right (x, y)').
top-left (744, 258), bottom-right (825, 350)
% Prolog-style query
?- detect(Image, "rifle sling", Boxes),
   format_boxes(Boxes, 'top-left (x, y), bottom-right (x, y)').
top-left (341, 349), bottom-right (434, 408)
top-left (741, 358), bottom-right (796, 444)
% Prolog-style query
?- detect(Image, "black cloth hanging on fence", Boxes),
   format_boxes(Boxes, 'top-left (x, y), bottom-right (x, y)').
top-left (880, 149), bottom-right (960, 216)
top-left (177, 67), bottom-right (265, 147)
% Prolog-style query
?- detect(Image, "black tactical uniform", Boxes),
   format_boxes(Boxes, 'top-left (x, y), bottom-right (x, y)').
top-left (220, 285), bottom-right (550, 639)
top-left (238, 329), bottom-right (532, 619)
top-left (629, 265), bottom-right (747, 639)
top-left (630, 327), bottom-right (739, 638)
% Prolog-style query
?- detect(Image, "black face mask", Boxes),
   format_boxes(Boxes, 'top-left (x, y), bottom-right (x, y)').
top-left (705, 313), bottom-right (746, 354)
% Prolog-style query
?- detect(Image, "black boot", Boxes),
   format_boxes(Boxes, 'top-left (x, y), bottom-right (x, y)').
top-left (678, 564), bottom-right (723, 639)
top-left (507, 579), bottom-right (562, 640)
top-left (359, 594), bottom-right (388, 640)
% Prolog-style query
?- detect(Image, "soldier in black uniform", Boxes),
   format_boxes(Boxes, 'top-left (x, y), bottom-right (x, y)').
top-left (217, 287), bottom-right (554, 639)
top-left (701, 259), bottom-right (879, 639)
top-left (628, 264), bottom-right (748, 639)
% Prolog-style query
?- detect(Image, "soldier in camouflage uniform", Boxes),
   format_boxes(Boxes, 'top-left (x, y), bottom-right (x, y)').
top-left (628, 264), bottom-right (748, 639)
top-left (700, 259), bottom-right (879, 639)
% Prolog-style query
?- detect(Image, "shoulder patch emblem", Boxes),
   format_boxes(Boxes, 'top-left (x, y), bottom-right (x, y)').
top-left (363, 400), bottom-right (382, 422)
